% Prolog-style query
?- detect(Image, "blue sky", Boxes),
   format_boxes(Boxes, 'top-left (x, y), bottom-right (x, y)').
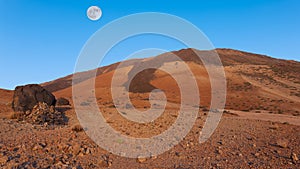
top-left (0, 0), bottom-right (299, 89)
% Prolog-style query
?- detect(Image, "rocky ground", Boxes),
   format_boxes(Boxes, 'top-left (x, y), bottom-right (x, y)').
top-left (0, 104), bottom-right (299, 168)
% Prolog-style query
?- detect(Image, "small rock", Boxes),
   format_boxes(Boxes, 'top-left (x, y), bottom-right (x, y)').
top-left (254, 153), bottom-right (260, 157)
top-left (276, 139), bottom-right (289, 148)
top-left (291, 153), bottom-right (298, 163)
top-left (217, 149), bottom-right (223, 155)
top-left (39, 142), bottom-right (47, 148)
top-left (99, 155), bottom-right (112, 167)
top-left (151, 155), bottom-right (157, 160)
top-left (108, 161), bottom-right (112, 167)
top-left (0, 155), bottom-right (7, 164)
top-left (84, 148), bottom-right (91, 155)
top-left (175, 152), bottom-right (181, 157)
top-left (137, 156), bottom-right (147, 163)
top-left (32, 144), bottom-right (42, 151)
top-left (78, 152), bottom-right (84, 157)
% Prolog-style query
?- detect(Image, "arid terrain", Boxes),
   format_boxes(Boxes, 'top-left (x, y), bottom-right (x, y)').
top-left (0, 48), bottom-right (299, 168)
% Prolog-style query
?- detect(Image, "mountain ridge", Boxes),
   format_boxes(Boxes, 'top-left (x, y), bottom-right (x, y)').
top-left (39, 48), bottom-right (299, 93)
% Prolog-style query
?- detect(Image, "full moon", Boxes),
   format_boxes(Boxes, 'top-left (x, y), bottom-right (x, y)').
top-left (87, 6), bottom-right (102, 21)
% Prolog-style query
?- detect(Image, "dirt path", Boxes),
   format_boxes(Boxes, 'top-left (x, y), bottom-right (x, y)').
top-left (227, 109), bottom-right (300, 126)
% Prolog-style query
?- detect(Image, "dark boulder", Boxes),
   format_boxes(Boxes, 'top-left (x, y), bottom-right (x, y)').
top-left (12, 84), bottom-right (56, 112)
top-left (56, 97), bottom-right (70, 106)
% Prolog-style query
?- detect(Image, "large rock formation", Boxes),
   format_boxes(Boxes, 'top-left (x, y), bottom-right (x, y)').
top-left (12, 84), bottom-right (56, 112)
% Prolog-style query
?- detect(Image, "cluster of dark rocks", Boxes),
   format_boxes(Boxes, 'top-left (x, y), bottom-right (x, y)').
top-left (23, 102), bottom-right (66, 125)
top-left (11, 84), bottom-right (69, 126)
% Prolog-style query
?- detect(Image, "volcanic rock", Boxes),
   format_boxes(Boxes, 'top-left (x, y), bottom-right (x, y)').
top-left (12, 84), bottom-right (56, 112)
top-left (24, 102), bottom-right (66, 126)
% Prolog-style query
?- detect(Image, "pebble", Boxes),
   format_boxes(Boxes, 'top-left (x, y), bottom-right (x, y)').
top-left (276, 139), bottom-right (289, 148)
top-left (151, 155), bottom-right (157, 160)
top-left (32, 144), bottom-right (42, 151)
top-left (137, 156), bottom-right (147, 163)
top-left (291, 153), bottom-right (298, 163)
top-left (217, 149), bottom-right (223, 155)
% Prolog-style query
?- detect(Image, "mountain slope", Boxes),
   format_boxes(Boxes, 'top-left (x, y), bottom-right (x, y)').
top-left (41, 48), bottom-right (299, 116)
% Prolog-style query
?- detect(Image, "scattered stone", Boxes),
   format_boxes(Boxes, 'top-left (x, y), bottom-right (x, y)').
top-left (291, 153), bottom-right (298, 163)
top-left (78, 152), bottom-right (84, 157)
top-left (151, 155), bottom-right (157, 160)
top-left (12, 84), bottom-right (56, 112)
top-left (39, 142), bottom-right (47, 148)
top-left (25, 102), bottom-right (66, 126)
top-left (83, 147), bottom-right (91, 155)
top-left (32, 144), bottom-right (42, 151)
top-left (276, 139), bottom-right (289, 148)
top-left (99, 155), bottom-right (112, 167)
top-left (137, 156), bottom-right (147, 163)
top-left (56, 97), bottom-right (70, 106)
top-left (217, 149), bottom-right (223, 155)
